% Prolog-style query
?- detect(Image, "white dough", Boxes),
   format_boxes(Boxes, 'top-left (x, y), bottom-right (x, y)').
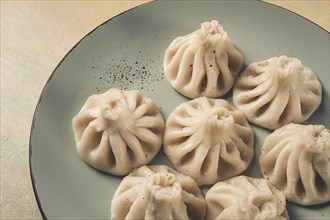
top-left (205, 175), bottom-right (289, 220)
top-left (164, 20), bottom-right (243, 98)
top-left (163, 97), bottom-right (254, 185)
top-left (111, 165), bottom-right (206, 220)
top-left (259, 123), bottom-right (330, 205)
top-left (72, 88), bottom-right (165, 175)
top-left (233, 55), bottom-right (322, 129)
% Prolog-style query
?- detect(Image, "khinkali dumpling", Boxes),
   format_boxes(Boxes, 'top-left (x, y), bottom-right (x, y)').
top-left (72, 88), bottom-right (165, 175)
top-left (111, 165), bottom-right (206, 220)
top-left (205, 175), bottom-right (289, 220)
top-left (259, 123), bottom-right (330, 205)
top-left (163, 97), bottom-right (254, 185)
top-left (164, 20), bottom-right (243, 99)
top-left (233, 55), bottom-right (322, 129)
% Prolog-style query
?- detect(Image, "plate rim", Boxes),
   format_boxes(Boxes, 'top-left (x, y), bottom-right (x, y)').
top-left (28, 1), bottom-right (329, 219)
top-left (28, 2), bottom-right (153, 219)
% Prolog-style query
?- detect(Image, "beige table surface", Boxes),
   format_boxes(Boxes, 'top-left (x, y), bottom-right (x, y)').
top-left (1, 1), bottom-right (329, 219)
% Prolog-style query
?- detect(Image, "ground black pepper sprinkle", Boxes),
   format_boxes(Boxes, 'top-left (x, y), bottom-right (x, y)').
top-left (89, 51), bottom-right (164, 92)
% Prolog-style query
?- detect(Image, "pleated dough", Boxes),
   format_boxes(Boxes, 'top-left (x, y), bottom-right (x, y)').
top-left (205, 175), bottom-right (289, 220)
top-left (111, 165), bottom-right (206, 220)
top-left (163, 97), bottom-right (254, 185)
top-left (164, 20), bottom-right (243, 98)
top-left (72, 88), bottom-right (165, 175)
top-left (233, 55), bottom-right (322, 129)
top-left (259, 123), bottom-right (330, 205)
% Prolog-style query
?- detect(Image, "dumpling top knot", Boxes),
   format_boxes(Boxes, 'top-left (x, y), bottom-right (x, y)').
top-left (208, 105), bottom-right (233, 121)
top-left (100, 90), bottom-right (127, 122)
top-left (270, 55), bottom-right (304, 81)
top-left (205, 103), bottom-right (235, 134)
top-left (304, 124), bottom-right (329, 152)
top-left (200, 20), bottom-right (226, 38)
top-left (151, 172), bottom-right (177, 187)
top-left (192, 20), bottom-right (227, 51)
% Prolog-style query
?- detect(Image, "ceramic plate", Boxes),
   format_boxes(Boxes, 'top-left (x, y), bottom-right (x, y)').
top-left (30, 0), bottom-right (329, 219)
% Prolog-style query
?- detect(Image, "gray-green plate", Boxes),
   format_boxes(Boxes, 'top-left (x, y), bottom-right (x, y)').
top-left (30, 0), bottom-right (329, 219)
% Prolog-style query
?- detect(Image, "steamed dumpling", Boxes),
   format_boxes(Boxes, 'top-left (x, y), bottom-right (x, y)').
top-left (163, 97), bottom-right (254, 185)
top-left (259, 123), bottom-right (330, 205)
top-left (111, 165), bottom-right (206, 220)
top-left (233, 55), bottom-right (322, 129)
top-left (72, 88), bottom-right (165, 175)
top-left (205, 175), bottom-right (289, 220)
top-left (164, 20), bottom-right (243, 99)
